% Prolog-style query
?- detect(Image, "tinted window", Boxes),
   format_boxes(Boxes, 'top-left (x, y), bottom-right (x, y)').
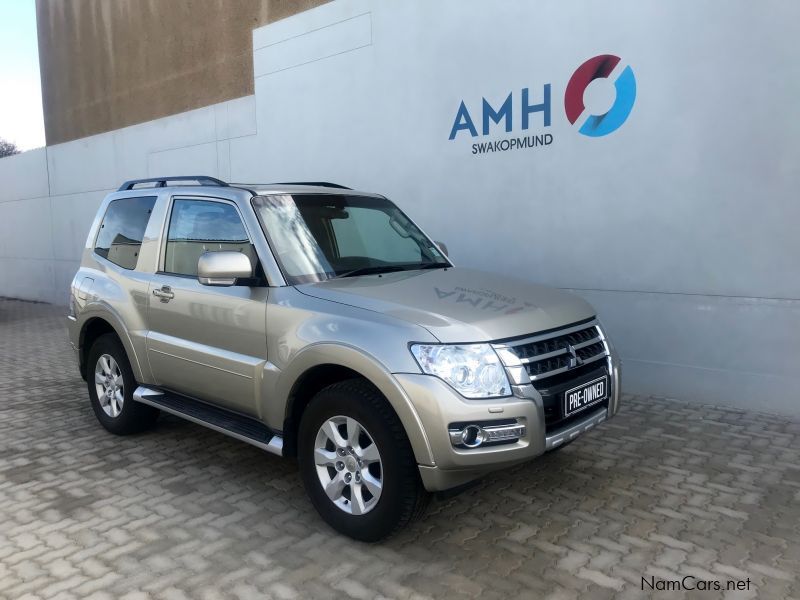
top-left (164, 199), bottom-right (255, 276)
top-left (94, 196), bottom-right (157, 270)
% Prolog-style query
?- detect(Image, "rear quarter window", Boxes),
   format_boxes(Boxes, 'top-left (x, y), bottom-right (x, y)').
top-left (94, 196), bottom-right (157, 270)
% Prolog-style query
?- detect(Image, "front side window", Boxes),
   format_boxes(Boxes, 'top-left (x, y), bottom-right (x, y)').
top-left (252, 194), bottom-right (449, 285)
top-left (164, 199), bottom-right (255, 277)
top-left (94, 196), bottom-right (157, 270)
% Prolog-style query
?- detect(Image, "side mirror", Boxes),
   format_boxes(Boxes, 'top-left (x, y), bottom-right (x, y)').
top-left (198, 252), bottom-right (253, 286)
top-left (435, 241), bottom-right (449, 257)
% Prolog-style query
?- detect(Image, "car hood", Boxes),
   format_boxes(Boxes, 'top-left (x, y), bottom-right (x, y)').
top-left (295, 267), bottom-right (595, 343)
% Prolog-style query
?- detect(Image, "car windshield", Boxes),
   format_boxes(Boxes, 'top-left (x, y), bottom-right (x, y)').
top-left (252, 194), bottom-right (449, 284)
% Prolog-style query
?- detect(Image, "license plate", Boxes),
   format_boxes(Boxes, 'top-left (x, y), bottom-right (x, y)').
top-left (563, 376), bottom-right (608, 417)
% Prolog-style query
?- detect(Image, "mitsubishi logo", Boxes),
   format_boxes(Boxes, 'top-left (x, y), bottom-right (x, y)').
top-left (566, 344), bottom-right (583, 369)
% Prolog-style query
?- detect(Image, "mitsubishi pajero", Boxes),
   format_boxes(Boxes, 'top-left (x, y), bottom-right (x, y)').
top-left (68, 176), bottom-right (621, 540)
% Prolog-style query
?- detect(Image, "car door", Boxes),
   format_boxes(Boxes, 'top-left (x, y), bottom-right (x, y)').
top-left (146, 196), bottom-right (268, 416)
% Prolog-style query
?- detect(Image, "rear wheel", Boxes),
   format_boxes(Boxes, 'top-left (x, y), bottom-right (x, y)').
top-left (298, 379), bottom-right (428, 541)
top-left (87, 334), bottom-right (159, 435)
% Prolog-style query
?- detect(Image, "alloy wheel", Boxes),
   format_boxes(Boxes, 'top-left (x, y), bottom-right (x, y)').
top-left (313, 415), bottom-right (383, 515)
top-left (94, 354), bottom-right (124, 418)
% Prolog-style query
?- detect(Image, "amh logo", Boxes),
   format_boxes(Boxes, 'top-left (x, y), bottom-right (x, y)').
top-left (448, 86), bottom-right (550, 141)
top-left (564, 54), bottom-right (636, 137)
top-left (448, 53), bottom-right (637, 147)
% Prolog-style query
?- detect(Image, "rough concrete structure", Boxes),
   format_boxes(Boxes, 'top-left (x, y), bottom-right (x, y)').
top-left (35, 0), bottom-right (329, 144)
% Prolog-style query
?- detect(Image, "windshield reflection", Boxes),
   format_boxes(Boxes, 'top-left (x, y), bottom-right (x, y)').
top-left (255, 195), bottom-right (334, 283)
top-left (252, 194), bottom-right (448, 285)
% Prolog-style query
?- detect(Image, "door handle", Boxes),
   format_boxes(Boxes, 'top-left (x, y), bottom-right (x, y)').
top-left (152, 286), bottom-right (174, 302)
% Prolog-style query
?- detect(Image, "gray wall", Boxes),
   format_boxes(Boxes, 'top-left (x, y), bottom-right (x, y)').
top-left (1, 0), bottom-right (798, 416)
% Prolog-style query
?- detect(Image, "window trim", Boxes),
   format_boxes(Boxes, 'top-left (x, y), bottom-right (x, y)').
top-left (156, 195), bottom-right (257, 279)
top-left (92, 195), bottom-right (157, 271)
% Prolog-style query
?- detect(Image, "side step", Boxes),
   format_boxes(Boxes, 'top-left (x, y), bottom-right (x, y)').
top-left (133, 386), bottom-right (283, 456)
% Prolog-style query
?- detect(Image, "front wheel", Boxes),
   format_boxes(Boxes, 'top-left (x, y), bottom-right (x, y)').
top-left (298, 379), bottom-right (428, 541)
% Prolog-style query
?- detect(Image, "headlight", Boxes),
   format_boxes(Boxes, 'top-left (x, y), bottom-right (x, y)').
top-left (410, 343), bottom-right (511, 399)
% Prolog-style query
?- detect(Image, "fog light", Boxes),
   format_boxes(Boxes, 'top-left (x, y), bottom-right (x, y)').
top-left (448, 421), bottom-right (526, 448)
top-left (461, 425), bottom-right (484, 448)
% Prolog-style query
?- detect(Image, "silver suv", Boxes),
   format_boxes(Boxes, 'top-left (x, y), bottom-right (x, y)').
top-left (68, 175), bottom-right (621, 540)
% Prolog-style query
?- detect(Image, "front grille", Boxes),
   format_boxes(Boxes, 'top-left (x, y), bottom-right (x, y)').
top-left (576, 341), bottom-right (605, 361)
top-left (527, 354), bottom-right (572, 377)
top-left (493, 319), bottom-right (612, 434)
top-left (500, 320), bottom-right (608, 382)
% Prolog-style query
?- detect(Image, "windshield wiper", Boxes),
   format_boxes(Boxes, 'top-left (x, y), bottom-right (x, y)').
top-left (337, 262), bottom-right (450, 279)
top-left (337, 265), bottom-right (408, 278)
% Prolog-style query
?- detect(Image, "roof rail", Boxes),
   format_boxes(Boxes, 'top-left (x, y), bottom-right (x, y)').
top-left (118, 175), bottom-right (229, 191)
top-left (273, 181), bottom-right (351, 189)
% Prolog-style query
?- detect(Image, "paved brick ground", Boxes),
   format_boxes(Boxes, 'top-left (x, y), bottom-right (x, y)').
top-left (1, 298), bottom-right (799, 600)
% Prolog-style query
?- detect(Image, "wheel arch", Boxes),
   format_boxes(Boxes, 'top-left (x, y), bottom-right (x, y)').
top-left (278, 345), bottom-right (434, 466)
top-left (78, 313), bottom-right (144, 383)
top-left (283, 363), bottom-right (363, 457)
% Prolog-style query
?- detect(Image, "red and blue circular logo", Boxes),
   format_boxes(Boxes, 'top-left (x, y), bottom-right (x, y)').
top-left (565, 54), bottom-right (636, 137)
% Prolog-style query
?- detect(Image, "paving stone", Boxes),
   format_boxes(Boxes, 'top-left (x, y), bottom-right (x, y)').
top-left (1, 298), bottom-right (800, 599)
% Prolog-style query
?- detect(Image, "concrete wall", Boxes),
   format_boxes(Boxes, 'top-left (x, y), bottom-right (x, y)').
top-left (3, 0), bottom-right (799, 416)
top-left (35, 0), bottom-right (329, 144)
top-left (0, 95), bottom-right (259, 303)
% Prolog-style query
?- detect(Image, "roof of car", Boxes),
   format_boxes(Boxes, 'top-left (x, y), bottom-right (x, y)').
top-left (114, 176), bottom-right (380, 198)
top-left (232, 183), bottom-right (380, 197)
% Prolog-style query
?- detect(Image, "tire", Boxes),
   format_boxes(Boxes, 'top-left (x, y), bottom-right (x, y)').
top-left (298, 379), bottom-right (428, 541)
top-left (87, 333), bottom-right (159, 435)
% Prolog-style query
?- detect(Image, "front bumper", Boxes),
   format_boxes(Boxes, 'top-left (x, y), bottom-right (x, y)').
top-left (396, 351), bottom-right (621, 492)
